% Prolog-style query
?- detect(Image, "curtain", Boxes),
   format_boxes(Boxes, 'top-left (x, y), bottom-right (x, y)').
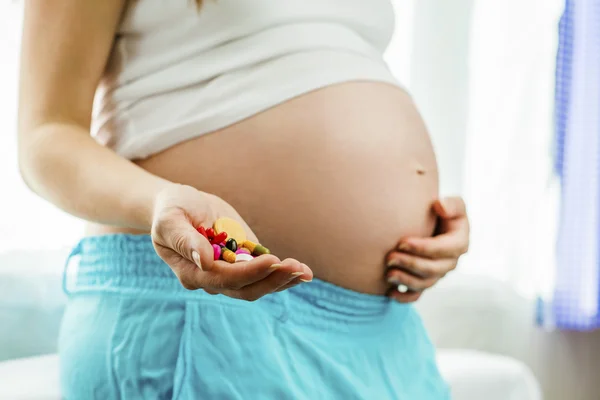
top-left (539, 0), bottom-right (600, 331)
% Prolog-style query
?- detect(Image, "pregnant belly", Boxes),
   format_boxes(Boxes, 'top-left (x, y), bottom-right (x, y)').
top-left (91, 82), bottom-right (439, 294)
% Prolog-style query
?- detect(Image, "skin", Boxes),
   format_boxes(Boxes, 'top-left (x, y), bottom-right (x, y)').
top-left (17, 0), bottom-right (311, 302)
top-left (18, 0), bottom-right (469, 302)
top-left (387, 197), bottom-right (469, 302)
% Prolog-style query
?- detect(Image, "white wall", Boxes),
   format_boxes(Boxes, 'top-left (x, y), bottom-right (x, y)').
top-left (408, 0), bottom-right (474, 197)
top-left (0, 3), bottom-right (83, 254)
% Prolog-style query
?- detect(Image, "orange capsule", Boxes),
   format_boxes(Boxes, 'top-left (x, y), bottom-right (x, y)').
top-left (220, 247), bottom-right (236, 263)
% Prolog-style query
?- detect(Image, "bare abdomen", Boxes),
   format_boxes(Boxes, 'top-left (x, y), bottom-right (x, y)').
top-left (89, 82), bottom-right (439, 294)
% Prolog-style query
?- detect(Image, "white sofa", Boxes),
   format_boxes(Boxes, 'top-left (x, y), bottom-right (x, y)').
top-left (0, 249), bottom-right (541, 399)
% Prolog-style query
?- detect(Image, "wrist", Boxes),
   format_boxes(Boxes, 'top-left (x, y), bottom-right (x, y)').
top-left (140, 179), bottom-right (180, 231)
top-left (149, 183), bottom-right (222, 230)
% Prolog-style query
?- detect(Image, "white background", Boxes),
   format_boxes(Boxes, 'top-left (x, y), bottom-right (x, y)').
top-left (0, 3), bottom-right (83, 251)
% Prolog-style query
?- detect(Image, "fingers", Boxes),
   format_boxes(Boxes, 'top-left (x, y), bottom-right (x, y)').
top-left (275, 278), bottom-right (303, 292)
top-left (387, 252), bottom-right (456, 280)
top-left (275, 263), bottom-right (313, 292)
top-left (158, 218), bottom-right (283, 291)
top-left (396, 197), bottom-right (469, 259)
top-left (433, 197), bottom-right (467, 219)
top-left (386, 267), bottom-right (439, 291)
top-left (200, 254), bottom-right (283, 290)
top-left (170, 225), bottom-right (314, 297)
top-left (155, 215), bottom-right (215, 271)
top-left (221, 259), bottom-right (312, 301)
top-left (388, 288), bottom-right (423, 303)
top-left (384, 197), bottom-right (469, 303)
top-left (203, 257), bottom-right (311, 290)
top-left (396, 221), bottom-right (469, 259)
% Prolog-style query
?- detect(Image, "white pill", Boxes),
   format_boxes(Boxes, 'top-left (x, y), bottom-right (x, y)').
top-left (397, 284), bottom-right (409, 293)
top-left (235, 253), bottom-right (254, 262)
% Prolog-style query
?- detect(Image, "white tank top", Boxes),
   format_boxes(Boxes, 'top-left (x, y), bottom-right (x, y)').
top-left (92, 0), bottom-right (400, 160)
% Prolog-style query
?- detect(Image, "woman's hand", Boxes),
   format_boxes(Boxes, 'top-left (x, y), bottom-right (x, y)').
top-left (151, 184), bottom-right (313, 301)
top-left (385, 197), bottom-right (470, 303)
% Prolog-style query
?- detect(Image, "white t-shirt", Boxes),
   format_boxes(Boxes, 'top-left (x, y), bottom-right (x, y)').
top-left (92, 0), bottom-right (400, 160)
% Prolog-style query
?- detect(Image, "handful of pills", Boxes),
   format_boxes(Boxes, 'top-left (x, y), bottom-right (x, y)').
top-left (196, 217), bottom-right (271, 263)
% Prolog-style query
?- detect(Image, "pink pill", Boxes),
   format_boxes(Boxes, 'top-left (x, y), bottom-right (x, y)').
top-left (212, 244), bottom-right (221, 261)
top-left (236, 248), bottom-right (251, 255)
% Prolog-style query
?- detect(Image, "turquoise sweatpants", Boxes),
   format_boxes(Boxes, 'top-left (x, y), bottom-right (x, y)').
top-left (59, 234), bottom-right (450, 399)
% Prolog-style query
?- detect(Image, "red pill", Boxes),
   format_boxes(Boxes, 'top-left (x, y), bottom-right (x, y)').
top-left (212, 231), bottom-right (228, 245)
top-left (206, 228), bottom-right (216, 239)
top-left (197, 226), bottom-right (208, 239)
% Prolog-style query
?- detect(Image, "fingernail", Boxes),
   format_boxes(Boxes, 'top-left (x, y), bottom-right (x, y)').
top-left (300, 278), bottom-right (312, 283)
top-left (386, 259), bottom-right (401, 268)
top-left (192, 251), bottom-right (202, 270)
top-left (270, 263), bottom-right (283, 270)
top-left (290, 272), bottom-right (304, 277)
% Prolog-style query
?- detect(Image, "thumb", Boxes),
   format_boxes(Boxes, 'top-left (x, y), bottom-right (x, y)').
top-left (168, 220), bottom-right (214, 271)
top-left (433, 197), bottom-right (467, 220)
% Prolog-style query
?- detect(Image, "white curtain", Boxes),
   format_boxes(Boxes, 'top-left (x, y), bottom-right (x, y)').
top-left (462, 0), bottom-right (562, 299)
top-left (1, 1), bottom-right (562, 299)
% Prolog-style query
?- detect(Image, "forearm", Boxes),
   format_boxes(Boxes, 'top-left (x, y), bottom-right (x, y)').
top-left (19, 122), bottom-right (173, 230)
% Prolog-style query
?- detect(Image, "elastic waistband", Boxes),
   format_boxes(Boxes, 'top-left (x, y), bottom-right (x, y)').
top-left (64, 234), bottom-right (402, 327)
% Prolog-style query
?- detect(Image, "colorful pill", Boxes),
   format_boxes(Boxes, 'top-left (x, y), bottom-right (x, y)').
top-left (225, 238), bottom-right (238, 252)
top-left (397, 284), bottom-right (409, 293)
top-left (213, 217), bottom-right (247, 244)
top-left (220, 247), bottom-right (236, 263)
top-left (212, 231), bottom-right (228, 245)
top-left (212, 244), bottom-right (221, 261)
top-left (235, 253), bottom-right (254, 263)
top-left (235, 248), bottom-right (251, 255)
top-left (197, 226), bottom-right (208, 239)
top-left (241, 240), bottom-right (257, 253)
top-left (241, 240), bottom-right (270, 256)
top-left (206, 228), bottom-right (216, 239)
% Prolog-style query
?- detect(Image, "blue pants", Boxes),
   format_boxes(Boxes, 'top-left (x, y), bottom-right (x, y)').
top-left (59, 234), bottom-right (449, 399)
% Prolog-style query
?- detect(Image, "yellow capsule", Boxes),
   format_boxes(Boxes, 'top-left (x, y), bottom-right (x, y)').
top-left (213, 217), bottom-right (247, 244)
top-left (241, 240), bottom-right (270, 256)
top-left (221, 248), bottom-right (237, 263)
top-left (241, 240), bottom-right (257, 253)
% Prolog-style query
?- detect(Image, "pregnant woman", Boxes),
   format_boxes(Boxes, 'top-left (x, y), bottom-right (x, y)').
top-left (18, 0), bottom-right (469, 398)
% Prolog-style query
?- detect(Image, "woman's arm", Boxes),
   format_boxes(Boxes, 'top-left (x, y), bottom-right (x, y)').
top-left (18, 0), bottom-right (169, 230)
top-left (16, 0), bottom-right (313, 298)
